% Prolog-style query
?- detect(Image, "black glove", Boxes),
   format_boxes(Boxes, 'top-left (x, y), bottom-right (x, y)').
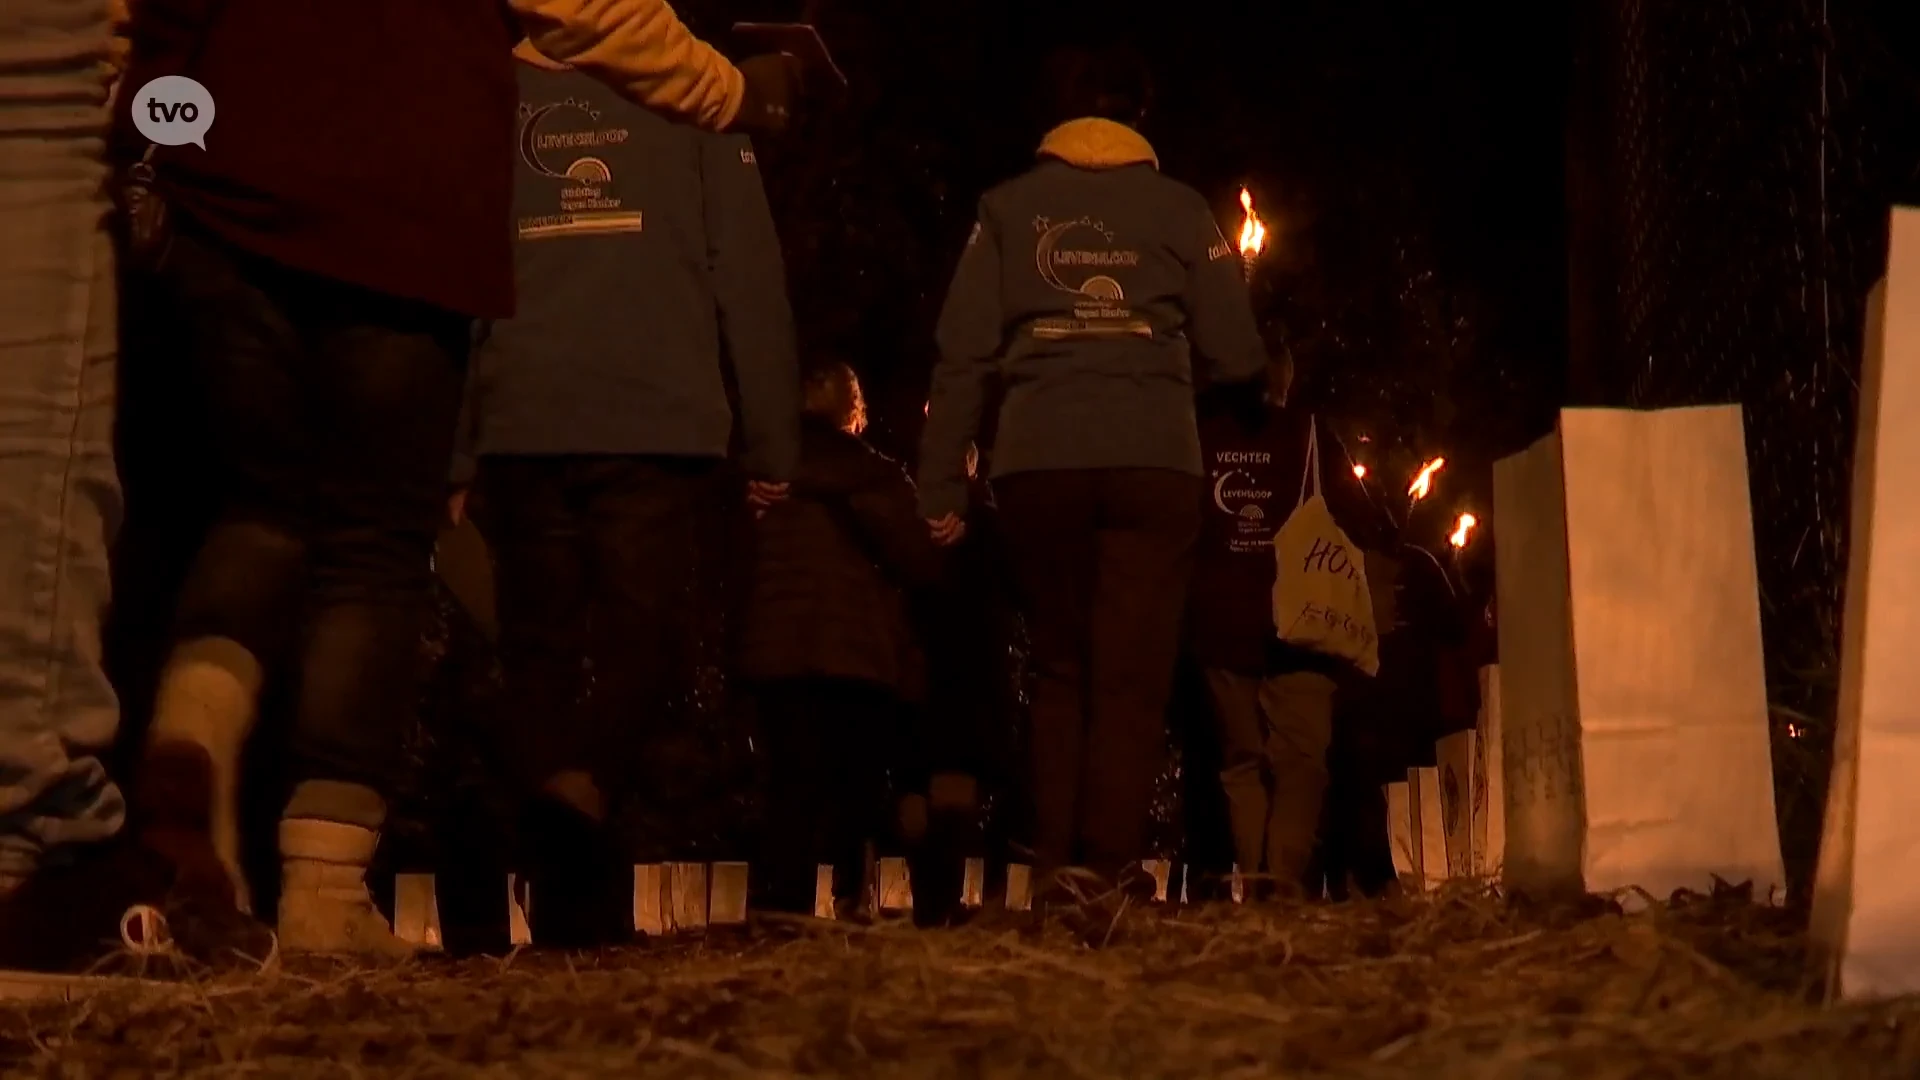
top-left (730, 53), bottom-right (801, 137)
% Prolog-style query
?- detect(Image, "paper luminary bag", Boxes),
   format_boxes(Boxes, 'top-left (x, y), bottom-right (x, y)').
top-left (1409, 767), bottom-right (1448, 891)
top-left (1386, 781), bottom-right (1416, 886)
top-left (1492, 407), bottom-right (1785, 900)
top-left (1435, 732), bottom-right (1478, 879)
top-left (1811, 207), bottom-right (1920, 1002)
top-left (1477, 666), bottom-right (1506, 875)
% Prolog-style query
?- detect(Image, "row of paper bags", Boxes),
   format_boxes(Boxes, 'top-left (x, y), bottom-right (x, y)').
top-left (1399, 209), bottom-right (1916, 1004)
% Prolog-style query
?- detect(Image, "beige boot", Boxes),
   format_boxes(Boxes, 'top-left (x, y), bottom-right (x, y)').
top-left (141, 637), bottom-right (263, 913)
top-left (277, 818), bottom-right (415, 959)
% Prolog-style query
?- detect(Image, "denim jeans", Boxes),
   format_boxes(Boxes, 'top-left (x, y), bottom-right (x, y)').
top-left (0, 1), bottom-right (126, 887)
top-left (157, 216), bottom-right (468, 808)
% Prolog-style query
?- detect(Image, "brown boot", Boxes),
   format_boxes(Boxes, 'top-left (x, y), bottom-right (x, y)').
top-left (276, 817), bottom-right (415, 960)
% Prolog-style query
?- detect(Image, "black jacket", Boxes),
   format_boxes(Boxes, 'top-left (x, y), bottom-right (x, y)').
top-left (738, 417), bottom-right (941, 694)
top-left (1187, 396), bottom-right (1380, 676)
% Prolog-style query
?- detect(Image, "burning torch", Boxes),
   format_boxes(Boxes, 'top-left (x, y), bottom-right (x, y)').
top-left (1408, 457), bottom-right (1446, 506)
top-left (1236, 186), bottom-right (1267, 280)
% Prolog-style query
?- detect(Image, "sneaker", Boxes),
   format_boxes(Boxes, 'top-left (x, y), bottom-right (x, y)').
top-left (0, 839), bottom-right (274, 976)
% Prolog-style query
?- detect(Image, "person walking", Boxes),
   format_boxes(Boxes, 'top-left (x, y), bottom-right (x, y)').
top-left (917, 45), bottom-right (1268, 903)
top-left (113, 0), bottom-right (806, 957)
top-left (1189, 355), bottom-right (1380, 898)
top-left (741, 363), bottom-right (941, 917)
top-left (447, 31), bottom-right (800, 948)
top-left (0, 0), bottom-right (137, 970)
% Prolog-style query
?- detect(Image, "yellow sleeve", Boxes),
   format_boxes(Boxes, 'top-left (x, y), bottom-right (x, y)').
top-left (510, 0), bottom-right (745, 132)
top-left (107, 0), bottom-right (133, 80)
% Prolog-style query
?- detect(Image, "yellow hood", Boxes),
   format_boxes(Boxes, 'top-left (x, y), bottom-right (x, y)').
top-left (1037, 118), bottom-right (1159, 170)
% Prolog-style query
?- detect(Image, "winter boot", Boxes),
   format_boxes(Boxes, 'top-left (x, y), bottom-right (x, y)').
top-left (134, 637), bottom-right (263, 913)
top-left (277, 795), bottom-right (415, 959)
top-left (518, 794), bottom-right (632, 950)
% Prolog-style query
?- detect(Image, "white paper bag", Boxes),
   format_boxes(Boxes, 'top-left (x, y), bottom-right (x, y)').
top-left (1811, 207), bottom-right (1920, 1002)
top-left (1435, 731), bottom-right (1477, 879)
top-left (1476, 665), bottom-right (1506, 878)
top-left (1493, 406), bottom-right (1785, 899)
top-left (1409, 767), bottom-right (1448, 891)
top-left (393, 874), bottom-right (442, 950)
top-left (1385, 781), bottom-right (1416, 885)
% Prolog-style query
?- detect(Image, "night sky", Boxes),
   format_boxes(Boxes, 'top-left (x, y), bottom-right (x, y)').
top-left (736, 0), bottom-right (1572, 572)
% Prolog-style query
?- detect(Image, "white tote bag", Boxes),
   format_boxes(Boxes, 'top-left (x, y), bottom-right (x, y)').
top-left (1271, 418), bottom-right (1380, 675)
top-left (1493, 406), bottom-right (1785, 900)
top-left (1811, 207), bottom-right (1920, 1002)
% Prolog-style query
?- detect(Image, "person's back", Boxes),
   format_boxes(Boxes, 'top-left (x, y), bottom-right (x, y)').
top-left (917, 45), bottom-right (1269, 901)
top-left (742, 411), bottom-right (939, 690)
top-left (745, 365), bottom-right (941, 916)
top-left (920, 120), bottom-right (1266, 513)
top-left (462, 52), bottom-right (796, 474)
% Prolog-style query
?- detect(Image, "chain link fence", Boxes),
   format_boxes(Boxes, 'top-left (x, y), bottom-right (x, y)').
top-left (1567, 0), bottom-right (1920, 891)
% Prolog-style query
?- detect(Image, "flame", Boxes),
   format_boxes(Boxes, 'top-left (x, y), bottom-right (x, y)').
top-left (1352, 463), bottom-right (1368, 480)
top-left (1449, 512), bottom-right (1477, 549)
top-left (1408, 457), bottom-right (1446, 501)
top-left (1236, 187), bottom-right (1267, 259)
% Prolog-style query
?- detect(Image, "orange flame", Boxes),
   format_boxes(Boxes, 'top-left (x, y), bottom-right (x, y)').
top-left (1408, 457), bottom-right (1446, 501)
top-left (1449, 512), bottom-right (1477, 549)
top-left (1236, 187), bottom-right (1267, 259)
top-left (1351, 463), bottom-right (1368, 480)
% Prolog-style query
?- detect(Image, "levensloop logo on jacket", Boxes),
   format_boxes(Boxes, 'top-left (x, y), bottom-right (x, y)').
top-left (1028, 214), bottom-right (1153, 341)
top-left (515, 97), bottom-right (645, 240)
top-left (1211, 451), bottom-right (1278, 554)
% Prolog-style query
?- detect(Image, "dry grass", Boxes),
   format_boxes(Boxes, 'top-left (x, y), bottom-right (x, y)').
top-left (2, 888), bottom-right (1914, 1078)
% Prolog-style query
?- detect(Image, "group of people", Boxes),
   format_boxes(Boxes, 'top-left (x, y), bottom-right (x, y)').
top-left (0, 0), bottom-right (1475, 972)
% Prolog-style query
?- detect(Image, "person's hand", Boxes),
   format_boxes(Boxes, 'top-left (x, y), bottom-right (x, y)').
top-left (730, 54), bottom-right (802, 137)
top-left (747, 479), bottom-right (790, 518)
top-left (928, 513), bottom-right (966, 546)
top-left (447, 488), bottom-right (469, 527)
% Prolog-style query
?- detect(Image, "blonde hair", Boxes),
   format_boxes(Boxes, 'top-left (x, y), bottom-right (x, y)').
top-left (804, 362), bottom-right (867, 435)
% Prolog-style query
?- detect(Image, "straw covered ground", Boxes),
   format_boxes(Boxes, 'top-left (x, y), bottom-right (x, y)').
top-left (2, 887), bottom-right (1914, 1079)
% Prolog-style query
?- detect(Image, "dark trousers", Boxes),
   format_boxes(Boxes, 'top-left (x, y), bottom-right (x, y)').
top-left (1202, 668), bottom-right (1336, 889)
top-left (157, 217), bottom-right (467, 795)
top-left (1306, 689), bottom-right (1399, 899)
top-left (993, 468), bottom-right (1202, 880)
top-left (753, 677), bottom-right (899, 912)
top-left (471, 455), bottom-right (714, 800)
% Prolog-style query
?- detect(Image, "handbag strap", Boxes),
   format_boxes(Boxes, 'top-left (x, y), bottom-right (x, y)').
top-left (1296, 415), bottom-right (1323, 507)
